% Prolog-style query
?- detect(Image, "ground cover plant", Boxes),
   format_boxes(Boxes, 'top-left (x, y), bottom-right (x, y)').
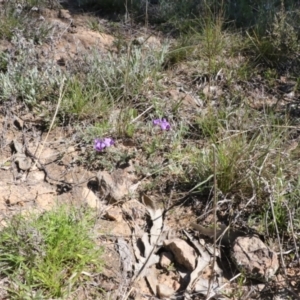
top-left (0, 0), bottom-right (300, 298)
top-left (0, 205), bottom-right (103, 299)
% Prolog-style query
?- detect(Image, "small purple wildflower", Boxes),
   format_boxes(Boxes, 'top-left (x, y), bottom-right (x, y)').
top-left (160, 118), bottom-right (171, 130)
top-left (94, 137), bottom-right (114, 152)
top-left (152, 118), bottom-right (170, 131)
top-left (153, 119), bottom-right (161, 126)
top-left (103, 138), bottom-right (114, 147)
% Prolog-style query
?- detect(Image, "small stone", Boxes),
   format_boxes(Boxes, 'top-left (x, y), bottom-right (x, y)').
top-left (97, 168), bottom-right (137, 203)
top-left (256, 283), bottom-right (266, 292)
top-left (159, 251), bottom-right (174, 269)
top-left (157, 283), bottom-right (174, 299)
top-left (15, 154), bottom-right (31, 170)
top-left (105, 207), bottom-right (123, 222)
top-left (67, 146), bottom-right (75, 154)
top-left (58, 9), bottom-right (72, 20)
top-left (82, 187), bottom-right (99, 208)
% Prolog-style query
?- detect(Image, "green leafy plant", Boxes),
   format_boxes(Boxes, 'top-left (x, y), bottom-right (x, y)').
top-left (0, 205), bottom-right (104, 299)
top-left (187, 108), bottom-right (291, 201)
top-left (117, 108), bottom-right (138, 138)
top-left (62, 76), bottom-right (112, 120)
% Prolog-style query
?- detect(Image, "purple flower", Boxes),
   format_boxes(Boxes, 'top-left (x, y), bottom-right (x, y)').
top-left (152, 118), bottom-right (170, 131)
top-left (94, 137), bottom-right (114, 151)
top-left (103, 138), bottom-right (114, 147)
top-left (153, 119), bottom-right (161, 126)
top-left (160, 118), bottom-right (171, 130)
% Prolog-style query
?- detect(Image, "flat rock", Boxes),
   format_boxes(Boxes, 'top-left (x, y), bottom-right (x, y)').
top-left (97, 219), bottom-right (131, 237)
top-left (163, 238), bottom-right (196, 271)
top-left (0, 185), bottom-right (36, 206)
top-left (105, 207), bottom-right (123, 222)
top-left (231, 236), bottom-right (279, 282)
top-left (96, 163), bottom-right (137, 203)
top-left (82, 187), bottom-right (100, 209)
top-left (159, 251), bottom-right (174, 269)
top-left (157, 283), bottom-right (174, 299)
top-left (97, 170), bottom-right (128, 202)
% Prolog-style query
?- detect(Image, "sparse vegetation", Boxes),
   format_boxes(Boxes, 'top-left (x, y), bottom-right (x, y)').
top-left (1, 0), bottom-right (300, 298)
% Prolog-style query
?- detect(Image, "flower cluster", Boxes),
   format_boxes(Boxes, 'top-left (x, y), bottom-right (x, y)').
top-left (94, 138), bottom-right (114, 152)
top-left (94, 118), bottom-right (171, 152)
top-left (152, 118), bottom-right (170, 131)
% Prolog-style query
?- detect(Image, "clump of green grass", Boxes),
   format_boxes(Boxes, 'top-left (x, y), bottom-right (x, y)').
top-left (61, 43), bottom-right (168, 125)
top-left (86, 16), bottom-right (104, 32)
top-left (176, 99), bottom-right (300, 247)
top-left (185, 106), bottom-right (292, 200)
top-left (163, 3), bottom-right (244, 77)
top-left (163, 14), bottom-right (224, 68)
top-left (163, 39), bottom-right (195, 68)
top-left (61, 76), bottom-right (112, 121)
top-left (0, 205), bottom-right (103, 299)
top-left (245, 5), bottom-right (300, 70)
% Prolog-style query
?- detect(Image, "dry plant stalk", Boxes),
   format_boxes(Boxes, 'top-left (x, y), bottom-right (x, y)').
top-left (206, 144), bottom-right (218, 298)
top-left (33, 77), bottom-right (66, 167)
